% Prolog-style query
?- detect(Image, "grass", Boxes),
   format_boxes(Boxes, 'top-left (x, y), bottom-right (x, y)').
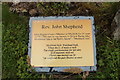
top-left (0, 23), bottom-right (2, 80)
top-left (2, 2), bottom-right (120, 79)
top-left (0, 22), bottom-right (2, 80)
top-left (0, 4), bottom-right (2, 79)
top-left (2, 4), bottom-right (29, 78)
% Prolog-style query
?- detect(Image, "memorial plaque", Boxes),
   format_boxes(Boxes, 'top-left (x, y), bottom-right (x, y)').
top-left (29, 17), bottom-right (97, 71)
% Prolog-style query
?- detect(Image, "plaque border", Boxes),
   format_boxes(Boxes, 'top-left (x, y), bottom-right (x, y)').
top-left (28, 16), bottom-right (97, 72)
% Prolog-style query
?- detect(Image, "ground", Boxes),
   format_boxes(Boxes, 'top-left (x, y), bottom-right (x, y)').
top-left (2, 2), bottom-right (120, 79)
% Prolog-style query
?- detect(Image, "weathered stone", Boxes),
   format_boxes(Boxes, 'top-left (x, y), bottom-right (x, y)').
top-left (29, 9), bottom-right (38, 16)
top-left (10, 3), bottom-right (37, 14)
top-left (111, 9), bottom-right (120, 40)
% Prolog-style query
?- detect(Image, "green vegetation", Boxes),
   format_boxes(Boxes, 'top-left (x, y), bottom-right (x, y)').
top-left (2, 4), bottom-right (28, 78)
top-left (37, 2), bottom-right (69, 16)
top-left (2, 2), bottom-right (120, 79)
top-left (0, 3), bottom-right (2, 79)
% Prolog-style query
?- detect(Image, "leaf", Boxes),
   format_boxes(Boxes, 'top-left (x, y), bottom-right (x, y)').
top-left (63, 68), bottom-right (83, 74)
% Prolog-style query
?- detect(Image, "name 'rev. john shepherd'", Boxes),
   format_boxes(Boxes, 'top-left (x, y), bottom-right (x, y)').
top-left (41, 25), bottom-right (83, 29)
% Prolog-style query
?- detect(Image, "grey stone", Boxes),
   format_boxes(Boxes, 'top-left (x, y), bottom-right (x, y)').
top-left (112, 9), bottom-right (120, 40)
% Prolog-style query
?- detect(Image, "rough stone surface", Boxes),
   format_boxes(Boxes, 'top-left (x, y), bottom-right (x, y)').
top-left (9, 2), bottom-right (38, 16)
top-left (9, 3), bottom-right (100, 16)
top-left (111, 9), bottom-right (120, 40)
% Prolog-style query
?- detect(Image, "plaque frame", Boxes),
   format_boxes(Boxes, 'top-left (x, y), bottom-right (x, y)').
top-left (28, 16), bottom-right (97, 72)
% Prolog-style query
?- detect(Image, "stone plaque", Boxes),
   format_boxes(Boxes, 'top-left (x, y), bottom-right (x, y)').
top-left (28, 17), bottom-right (97, 72)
